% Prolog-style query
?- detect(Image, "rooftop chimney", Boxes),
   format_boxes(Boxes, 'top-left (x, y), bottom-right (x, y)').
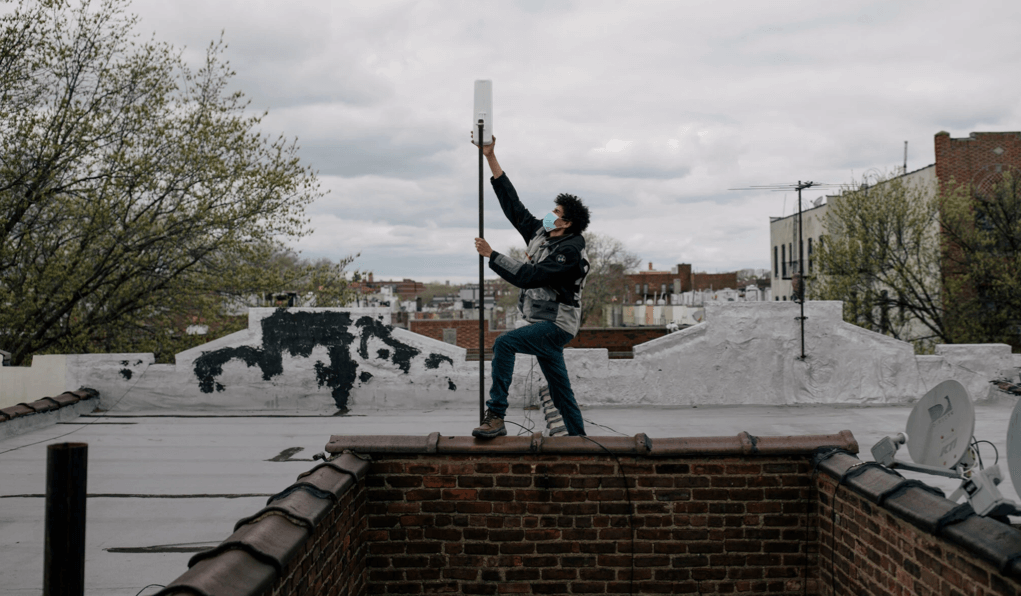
top-left (368, 272), bottom-right (374, 283)
top-left (648, 262), bottom-right (653, 271)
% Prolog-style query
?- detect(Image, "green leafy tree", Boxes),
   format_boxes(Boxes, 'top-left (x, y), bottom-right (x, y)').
top-left (812, 169), bottom-right (1021, 351)
top-left (0, 0), bottom-right (352, 364)
top-left (810, 171), bottom-right (946, 349)
top-left (940, 171), bottom-right (1021, 348)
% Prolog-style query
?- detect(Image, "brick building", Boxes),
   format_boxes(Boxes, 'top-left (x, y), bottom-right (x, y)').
top-left (351, 273), bottom-right (428, 301)
top-left (625, 263), bottom-right (739, 304)
top-left (935, 130), bottom-right (1021, 194)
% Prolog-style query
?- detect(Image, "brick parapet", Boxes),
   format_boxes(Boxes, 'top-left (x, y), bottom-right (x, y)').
top-left (155, 453), bottom-right (371, 596)
top-left (155, 432), bottom-right (1021, 596)
top-left (815, 449), bottom-right (1021, 595)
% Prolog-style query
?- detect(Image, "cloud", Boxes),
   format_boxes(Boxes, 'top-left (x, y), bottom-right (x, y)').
top-left (119, 0), bottom-right (1021, 282)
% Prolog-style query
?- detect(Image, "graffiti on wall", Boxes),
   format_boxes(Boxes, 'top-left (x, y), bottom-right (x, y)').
top-left (192, 310), bottom-right (455, 410)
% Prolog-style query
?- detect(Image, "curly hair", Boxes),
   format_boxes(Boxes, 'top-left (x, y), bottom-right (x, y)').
top-left (554, 193), bottom-right (590, 235)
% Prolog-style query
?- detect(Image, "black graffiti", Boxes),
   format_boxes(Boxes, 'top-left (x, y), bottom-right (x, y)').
top-left (119, 368), bottom-right (133, 380)
top-left (425, 353), bottom-right (454, 369)
top-left (355, 316), bottom-right (420, 373)
top-left (192, 310), bottom-right (432, 411)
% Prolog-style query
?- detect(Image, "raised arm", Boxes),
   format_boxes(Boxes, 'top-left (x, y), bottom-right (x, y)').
top-left (472, 133), bottom-right (503, 179)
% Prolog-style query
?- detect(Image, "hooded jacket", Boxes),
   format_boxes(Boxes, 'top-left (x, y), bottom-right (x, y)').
top-left (488, 173), bottom-right (590, 337)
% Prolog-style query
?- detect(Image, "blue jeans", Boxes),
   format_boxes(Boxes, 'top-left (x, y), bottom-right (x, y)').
top-left (487, 321), bottom-right (586, 436)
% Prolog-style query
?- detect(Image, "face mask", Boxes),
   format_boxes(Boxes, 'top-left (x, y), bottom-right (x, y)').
top-left (542, 212), bottom-right (559, 232)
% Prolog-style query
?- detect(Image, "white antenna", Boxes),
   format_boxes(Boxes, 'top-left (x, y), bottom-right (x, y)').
top-left (473, 80), bottom-right (493, 146)
top-left (871, 380), bottom-right (1018, 518)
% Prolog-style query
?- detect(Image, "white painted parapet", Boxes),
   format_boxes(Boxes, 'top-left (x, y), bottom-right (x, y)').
top-left (0, 355), bottom-right (68, 409)
top-left (7, 303), bottom-right (1019, 412)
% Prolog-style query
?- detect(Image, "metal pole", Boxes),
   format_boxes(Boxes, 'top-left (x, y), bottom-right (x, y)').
top-left (478, 120), bottom-right (485, 426)
top-left (44, 442), bottom-right (88, 596)
top-left (797, 182), bottom-right (806, 360)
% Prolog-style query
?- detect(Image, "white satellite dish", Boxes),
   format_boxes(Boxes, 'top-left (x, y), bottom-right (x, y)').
top-left (871, 379), bottom-right (1018, 518)
top-left (473, 80), bottom-right (493, 146)
top-left (905, 380), bottom-right (975, 469)
top-left (1005, 397), bottom-right (1021, 502)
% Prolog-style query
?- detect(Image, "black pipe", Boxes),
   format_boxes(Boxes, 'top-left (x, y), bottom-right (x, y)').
top-left (44, 442), bottom-right (88, 596)
top-left (478, 120), bottom-right (485, 426)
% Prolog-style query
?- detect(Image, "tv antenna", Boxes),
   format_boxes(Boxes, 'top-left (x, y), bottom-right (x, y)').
top-left (871, 380), bottom-right (1020, 519)
top-left (729, 180), bottom-right (840, 359)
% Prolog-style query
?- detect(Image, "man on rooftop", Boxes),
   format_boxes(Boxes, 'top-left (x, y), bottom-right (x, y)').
top-left (471, 135), bottom-right (590, 438)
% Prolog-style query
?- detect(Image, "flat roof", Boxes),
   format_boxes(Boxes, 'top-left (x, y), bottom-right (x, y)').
top-left (2, 400), bottom-right (1019, 595)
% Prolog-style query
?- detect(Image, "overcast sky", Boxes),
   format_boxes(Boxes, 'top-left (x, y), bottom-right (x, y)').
top-left (130, 0), bottom-right (1021, 284)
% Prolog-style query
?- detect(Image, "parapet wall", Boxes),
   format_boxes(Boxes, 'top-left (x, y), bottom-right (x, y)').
top-left (156, 432), bottom-right (1021, 596)
top-left (4, 302), bottom-right (1018, 411)
top-left (815, 450), bottom-right (1021, 596)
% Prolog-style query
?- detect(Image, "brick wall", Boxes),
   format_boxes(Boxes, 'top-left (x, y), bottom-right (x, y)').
top-left (693, 272), bottom-right (739, 292)
top-left (935, 131), bottom-right (1021, 193)
top-left (158, 432), bottom-right (1021, 596)
top-left (410, 319), bottom-right (503, 350)
top-left (815, 450), bottom-right (1021, 596)
top-left (362, 452), bottom-right (816, 595)
top-left (565, 328), bottom-right (668, 351)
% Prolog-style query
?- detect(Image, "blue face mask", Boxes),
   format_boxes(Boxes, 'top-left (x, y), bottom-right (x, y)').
top-left (542, 212), bottom-right (559, 233)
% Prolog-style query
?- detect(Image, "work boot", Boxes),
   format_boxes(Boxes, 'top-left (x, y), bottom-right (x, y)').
top-left (472, 409), bottom-right (507, 439)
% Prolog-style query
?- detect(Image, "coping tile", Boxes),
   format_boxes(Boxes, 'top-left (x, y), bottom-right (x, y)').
top-left (754, 430), bottom-right (859, 455)
top-left (28, 397), bottom-right (59, 413)
top-left (941, 514), bottom-right (1021, 577)
top-left (190, 514), bottom-right (309, 575)
top-left (49, 393), bottom-right (81, 407)
top-left (233, 509), bottom-right (312, 534)
top-left (883, 486), bottom-right (962, 534)
top-left (267, 482), bottom-right (337, 505)
top-left (841, 464), bottom-right (906, 502)
top-left (1, 404), bottom-right (35, 419)
top-left (0, 389), bottom-right (99, 425)
top-left (814, 450), bottom-right (861, 480)
top-left (329, 451), bottom-right (371, 481)
top-left (295, 464), bottom-right (356, 497)
top-left (325, 432), bottom-right (852, 457)
top-left (254, 488), bottom-right (333, 529)
top-left (156, 548), bottom-right (276, 596)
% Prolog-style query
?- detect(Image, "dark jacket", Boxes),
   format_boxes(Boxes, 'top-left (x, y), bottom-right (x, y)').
top-left (488, 173), bottom-right (590, 336)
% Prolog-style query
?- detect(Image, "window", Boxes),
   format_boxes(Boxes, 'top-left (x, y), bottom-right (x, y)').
top-left (643, 284), bottom-right (648, 295)
top-left (661, 284), bottom-right (666, 295)
top-left (774, 246), bottom-right (778, 277)
top-left (808, 238), bottom-right (813, 273)
top-left (635, 284), bottom-right (640, 295)
top-left (781, 244), bottom-right (786, 277)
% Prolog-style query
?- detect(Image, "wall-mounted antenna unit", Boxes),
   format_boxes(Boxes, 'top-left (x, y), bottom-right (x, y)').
top-left (871, 380), bottom-right (1018, 518)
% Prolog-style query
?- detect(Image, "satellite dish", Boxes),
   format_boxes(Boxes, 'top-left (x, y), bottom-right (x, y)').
top-left (905, 380), bottom-right (975, 469)
top-left (1006, 397), bottom-right (1021, 501)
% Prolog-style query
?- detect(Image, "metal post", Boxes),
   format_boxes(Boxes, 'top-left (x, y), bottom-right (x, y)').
top-left (44, 442), bottom-right (88, 596)
top-left (478, 120), bottom-right (485, 426)
top-left (797, 182), bottom-right (806, 360)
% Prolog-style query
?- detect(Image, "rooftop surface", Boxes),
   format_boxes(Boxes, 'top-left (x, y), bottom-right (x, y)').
top-left (1, 400), bottom-right (1019, 595)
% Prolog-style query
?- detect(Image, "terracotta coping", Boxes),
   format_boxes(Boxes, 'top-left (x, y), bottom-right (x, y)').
top-left (815, 448), bottom-right (1021, 581)
top-left (155, 453), bottom-right (370, 596)
top-left (325, 430), bottom-right (859, 457)
top-left (0, 389), bottom-right (98, 423)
